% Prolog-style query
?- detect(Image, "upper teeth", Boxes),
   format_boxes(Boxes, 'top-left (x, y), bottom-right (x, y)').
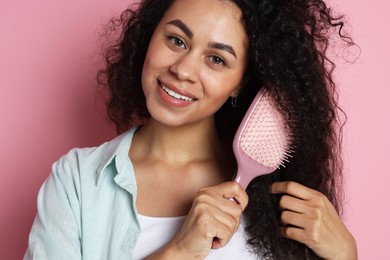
top-left (162, 85), bottom-right (194, 101)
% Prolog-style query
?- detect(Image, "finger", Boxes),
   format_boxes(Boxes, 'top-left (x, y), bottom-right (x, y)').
top-left (192, 192), bottom-right (242, 234)
top-left (209, 205), bottom-right (241, 235)
top-left (280, 225), bottom-right (327, 252)
top-left (212, 223), bottom-right (235, 249)
top-left (216, 195), bottom-right (244, 218)
top-left (279, 194), bottom-right (308, 213)
top-left (184, 205), bottom-right (234, 246)
top-left (280, 226), bottom-right (308, 246)
top-left (200, 215), bottom-right (234, 249)
top-left (213, 189), bottom-right (246, 232)
top-left (221, 181), bottom-right (249, 211)
top-left (280, 210), bottom-right (308, 229)
top-left (271, 181), bottom-right (318, 201)
top-left (202, 181), bottom-right (249, 211)
top-left (196, 187), bottom-right (244, 220)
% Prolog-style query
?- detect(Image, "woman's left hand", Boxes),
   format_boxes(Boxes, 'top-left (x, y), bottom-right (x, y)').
top-left (271, 181), bottom-right (358, 260)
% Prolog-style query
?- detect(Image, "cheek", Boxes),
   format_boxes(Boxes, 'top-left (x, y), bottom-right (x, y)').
top-left (142, 44), bottom-right (168, 88)
top-left (143, 39), bottom-right (176, 72)
top-left (142, 50), bottom-right (158, 77)
top-left (200, 72), bottom-right (242, 98)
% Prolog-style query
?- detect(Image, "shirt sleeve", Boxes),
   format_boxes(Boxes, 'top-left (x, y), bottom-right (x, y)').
top-left (24, 155), bottom-right (82, 260)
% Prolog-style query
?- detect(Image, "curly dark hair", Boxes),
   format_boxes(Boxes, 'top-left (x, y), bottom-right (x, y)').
top-left (97, 0), bottom-right (355, 259)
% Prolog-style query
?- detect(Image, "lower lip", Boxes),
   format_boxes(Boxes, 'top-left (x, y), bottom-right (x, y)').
top-left (157, 84), bottom-right (195, 108)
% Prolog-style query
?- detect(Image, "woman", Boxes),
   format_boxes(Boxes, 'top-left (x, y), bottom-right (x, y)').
top-left (25, 0), bottom-right (358, 259)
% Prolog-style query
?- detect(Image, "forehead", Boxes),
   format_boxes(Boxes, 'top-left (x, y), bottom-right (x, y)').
top-left (162, 0), bottom-right (243, 30)
top-left (159, 0), bottom-right (248, 52)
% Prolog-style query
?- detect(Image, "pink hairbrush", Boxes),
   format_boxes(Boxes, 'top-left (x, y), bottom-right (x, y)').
top-left (233, 87), bottom-right (293, 189)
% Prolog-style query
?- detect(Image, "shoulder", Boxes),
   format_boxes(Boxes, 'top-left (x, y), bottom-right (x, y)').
top-left (54, 145), bottom-right (106, 175)
top-left (53, 143), bottom-right (106, 178)
top-left (46, 143), bottom-right (108, 195)
top-left (51, 127), bottom-right (138, 185)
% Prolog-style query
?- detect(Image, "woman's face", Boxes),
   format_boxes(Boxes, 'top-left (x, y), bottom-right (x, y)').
top-left (141, 0), bottom-right (248, 127)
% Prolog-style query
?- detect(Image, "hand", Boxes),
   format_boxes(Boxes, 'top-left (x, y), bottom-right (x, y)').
top-left (271, 181), bottom-right (358, 260)
top-left (147, 181), bottom-right (248, 260)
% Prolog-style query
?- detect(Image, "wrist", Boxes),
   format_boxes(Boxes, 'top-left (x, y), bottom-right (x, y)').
top-left (330, 236), bottom-right (358, 260)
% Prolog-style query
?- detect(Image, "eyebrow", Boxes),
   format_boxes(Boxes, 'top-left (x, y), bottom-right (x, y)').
top-left (208, 42), bottom-right (237, 59)
top-left (166, 19), bottom-right (237, 59)
top-left (167, 19), bottom-right (193, 39)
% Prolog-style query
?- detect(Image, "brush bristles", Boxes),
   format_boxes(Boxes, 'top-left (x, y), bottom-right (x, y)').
top-left (240, 90), bottom-right (294, 169)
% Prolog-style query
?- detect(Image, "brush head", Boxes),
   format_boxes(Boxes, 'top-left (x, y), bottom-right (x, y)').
top-left (233, 88), bottom-right (293, 189)
top-left (239, 89), bottom-right (293, 168)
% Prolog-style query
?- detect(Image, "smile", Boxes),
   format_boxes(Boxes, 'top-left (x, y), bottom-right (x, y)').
top-left (161, 84), bottom-right (195, 102)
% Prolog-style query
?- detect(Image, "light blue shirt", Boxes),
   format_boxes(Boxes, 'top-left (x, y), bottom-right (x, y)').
top-left (25, 127), bottom-right (141, 260)
top-left (25, 127), bottom-right (261, 260)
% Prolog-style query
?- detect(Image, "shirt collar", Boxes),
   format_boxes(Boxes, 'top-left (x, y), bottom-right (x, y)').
top-left (96, 127), bottom-right (139, 187)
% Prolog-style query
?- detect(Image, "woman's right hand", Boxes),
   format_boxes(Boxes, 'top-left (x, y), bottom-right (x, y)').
top-left (146, 181), bottom-right (249, 260)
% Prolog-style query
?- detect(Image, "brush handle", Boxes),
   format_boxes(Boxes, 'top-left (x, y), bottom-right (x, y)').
top-left (234, 162), bottom-right (273, 190)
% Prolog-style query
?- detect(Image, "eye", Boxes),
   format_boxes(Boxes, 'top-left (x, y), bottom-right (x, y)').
top-left (167, 36), bottom-right (186, 49)
top-left (208, 55), bottom-right (227, 67)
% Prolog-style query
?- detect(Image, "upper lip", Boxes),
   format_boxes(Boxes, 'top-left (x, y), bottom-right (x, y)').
top-left (158, 79), bottom-right (198, 100)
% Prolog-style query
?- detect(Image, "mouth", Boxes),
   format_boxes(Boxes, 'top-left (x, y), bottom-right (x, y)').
top-left (159, 81), bottom-right (196, 102)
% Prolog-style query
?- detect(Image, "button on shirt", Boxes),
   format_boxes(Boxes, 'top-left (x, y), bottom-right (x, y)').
top-left (25, 128), bottom-right (141, 260)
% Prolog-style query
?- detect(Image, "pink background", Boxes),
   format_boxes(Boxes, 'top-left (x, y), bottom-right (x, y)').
top-left (0, 0), bottom-right (388, 259)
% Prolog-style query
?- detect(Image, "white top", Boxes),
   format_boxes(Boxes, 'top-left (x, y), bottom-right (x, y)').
top-left (133, 214), bottom-right (260, 259)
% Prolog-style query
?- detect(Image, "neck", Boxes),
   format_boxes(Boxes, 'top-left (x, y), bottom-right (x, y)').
top-left (132, 118), bottom-right (225, 166)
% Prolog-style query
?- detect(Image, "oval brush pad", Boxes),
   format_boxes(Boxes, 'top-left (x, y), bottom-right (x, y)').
top-left (233, 88), bottom-right (293, 189)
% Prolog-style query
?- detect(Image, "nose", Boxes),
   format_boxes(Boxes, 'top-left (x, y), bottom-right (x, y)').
top-left (169, 52), bottom-right (199, 82)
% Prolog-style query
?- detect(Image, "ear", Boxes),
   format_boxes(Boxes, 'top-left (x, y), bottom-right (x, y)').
top-left (230, 86), bottom-right (241, 98)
